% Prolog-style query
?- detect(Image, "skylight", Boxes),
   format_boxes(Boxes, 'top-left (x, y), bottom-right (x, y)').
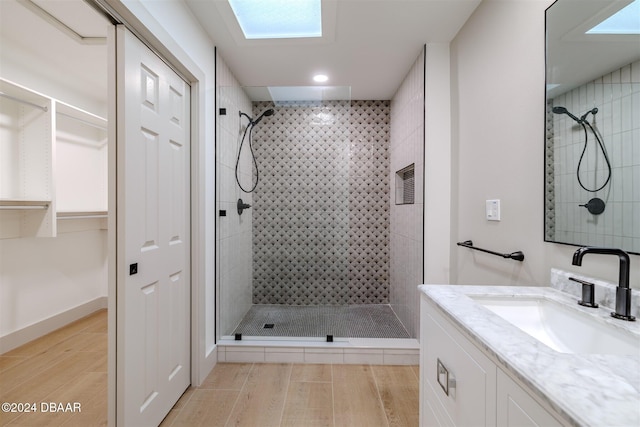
top-left (586, 0), bottom-right (640, 34)
top-left (228, 0), bottom-right (322, 39)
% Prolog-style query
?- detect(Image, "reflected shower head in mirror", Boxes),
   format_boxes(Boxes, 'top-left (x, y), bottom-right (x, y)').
top-left (552, 106), bottom-right (582, 123)
top-left (552, 106), bottom-right (598, 124)
top-left (552, 105), bottom-right (610, 193)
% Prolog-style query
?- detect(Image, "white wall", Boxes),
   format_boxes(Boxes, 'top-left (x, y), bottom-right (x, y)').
top-left (450, 0), bottom-right (639, 288)
top-left (424, 43), bottom-right (453, 285)
top-left (0, 231), bottom-right (107, 340)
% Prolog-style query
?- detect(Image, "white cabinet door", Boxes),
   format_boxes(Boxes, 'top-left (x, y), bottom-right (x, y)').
top-left (497, 368), bottom-right (564, 427)
top-left (116, 25), bottom-right (191, 427)
top-left (421, 296), bottom-right (497, 426)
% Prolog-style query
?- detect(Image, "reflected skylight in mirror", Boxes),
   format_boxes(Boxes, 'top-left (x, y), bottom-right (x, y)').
top-left (586, 0), bottom-right (640, 34)
top-left (228, 0), bottom-right (322, 39)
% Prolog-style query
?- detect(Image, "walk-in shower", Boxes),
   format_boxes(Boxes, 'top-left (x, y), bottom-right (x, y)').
top-left (216, 84), bottom-right (424, 342)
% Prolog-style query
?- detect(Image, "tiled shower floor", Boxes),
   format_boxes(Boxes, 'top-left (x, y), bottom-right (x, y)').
top-left (232, 304), bottom-right (410, 339)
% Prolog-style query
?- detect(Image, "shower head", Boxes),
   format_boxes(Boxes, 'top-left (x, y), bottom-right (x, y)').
top-left (552, 106), bottom-right (582, 123)
top-left (252, 108), bottom-right (275, 125)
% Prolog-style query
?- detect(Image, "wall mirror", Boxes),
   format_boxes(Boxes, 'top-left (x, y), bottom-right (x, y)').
top-left (545, 0), bottom-right (640, 254)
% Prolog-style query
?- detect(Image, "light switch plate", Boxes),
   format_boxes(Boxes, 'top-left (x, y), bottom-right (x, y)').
top-left (486, 199), bottom-right (501, 221)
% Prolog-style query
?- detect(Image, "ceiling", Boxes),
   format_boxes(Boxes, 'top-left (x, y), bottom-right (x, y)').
top-left (0, 0), bottom-right (109, 112)
top-left (185, 0), bottom-right (482, 100)
top-left (1, 0), bottom-right (482, 105)
top-left (4, 0), bottom-right (636, 105)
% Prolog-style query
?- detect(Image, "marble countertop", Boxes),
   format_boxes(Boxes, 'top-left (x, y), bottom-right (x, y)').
top-left (419, 284), bottom-right (640, 427)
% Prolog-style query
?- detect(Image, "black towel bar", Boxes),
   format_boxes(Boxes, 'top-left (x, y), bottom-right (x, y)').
top-left (457, 240), bottom-right (525, 262)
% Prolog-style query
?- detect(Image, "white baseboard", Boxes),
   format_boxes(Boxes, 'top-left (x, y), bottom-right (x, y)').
top-left (0, 296), bottom-right (108, 354)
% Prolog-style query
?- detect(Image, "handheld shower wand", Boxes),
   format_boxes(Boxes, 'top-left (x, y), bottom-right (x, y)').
top-left (552, 105), bottom-right (611, 194)
top-left (235, 108), bottom-right (275, 193)
top-left (552, 106), bottom-right (598, 125)
top-left (552, 106), bottom-right (581, 123)
top-left (252, 108), bottom-right (274, 125)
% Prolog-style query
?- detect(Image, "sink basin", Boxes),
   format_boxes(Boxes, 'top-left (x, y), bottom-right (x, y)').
top-left (471, 296), bottom-right (640, 356)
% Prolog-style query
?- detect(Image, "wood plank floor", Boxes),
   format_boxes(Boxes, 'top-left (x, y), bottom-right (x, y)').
top-left (1, 311), bottom-right (419, 426)
top-left (0, 310), bottom-right (108, 427)
top-left (160, 363), bottom-right (419, 427)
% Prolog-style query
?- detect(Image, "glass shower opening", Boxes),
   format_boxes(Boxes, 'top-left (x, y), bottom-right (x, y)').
top-left (216, 85), bottom-right (420, 341)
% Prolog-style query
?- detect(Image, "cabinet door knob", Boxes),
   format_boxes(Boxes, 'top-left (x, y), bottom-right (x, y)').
top-left (437, 358), bottom-right (456, 397)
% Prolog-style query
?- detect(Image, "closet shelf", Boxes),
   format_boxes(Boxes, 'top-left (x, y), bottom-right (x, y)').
top-left (57, 211), bottom-right (107, 220)
top-left (0, 91), bottom-right (48, 111)
top-left (56, 102), bottom-right (107, 130)
top-left (0, 200), bottom-right (50, 210)
top-left (0, 79), bottom-right (50, 111)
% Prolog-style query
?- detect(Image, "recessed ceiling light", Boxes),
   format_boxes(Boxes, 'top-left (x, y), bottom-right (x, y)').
top-left (586, 0), bottom-right (640, 34)
top-left (313, 74), bottom-right (329, 83)
top-left (228, 0), bottom-right (322, 40)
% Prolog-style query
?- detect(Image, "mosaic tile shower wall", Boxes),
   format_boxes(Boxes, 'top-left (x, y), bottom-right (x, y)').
top-left (545, 100), bottom-right (555, 241)
top-left (251, 100), bottom-right (390, 305)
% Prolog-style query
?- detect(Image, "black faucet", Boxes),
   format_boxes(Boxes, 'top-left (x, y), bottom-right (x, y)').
top-left (572, 247), bottom-right (635, 321)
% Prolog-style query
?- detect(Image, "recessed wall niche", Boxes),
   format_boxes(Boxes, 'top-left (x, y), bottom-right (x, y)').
top-left (395, 164), bottom-right (415, 205)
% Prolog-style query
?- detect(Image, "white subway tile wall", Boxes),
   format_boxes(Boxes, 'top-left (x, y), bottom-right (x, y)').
top-left (216, 52), bottom-right (255, 336)
top-left (550, 60), bottom-right (640, 253)
top-left (389, 49), bottom-right (425, 338)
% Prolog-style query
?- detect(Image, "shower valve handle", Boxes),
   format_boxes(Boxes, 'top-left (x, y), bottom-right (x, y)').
top-left (237, 198), bottom-right (251, 215)
top-left (579, 198), bottom-right (605, 215)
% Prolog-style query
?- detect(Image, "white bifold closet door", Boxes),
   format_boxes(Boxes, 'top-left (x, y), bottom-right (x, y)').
top-left (115, 25), bottom-right (191, 426)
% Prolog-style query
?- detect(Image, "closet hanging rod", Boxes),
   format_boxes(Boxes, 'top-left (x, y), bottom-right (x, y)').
top-left (57, 110), bottom-right (107, 131)
top-left (0, 200), bottom-right (49, 210)
top-left (457, 240), bottom-right (525, 262)
top-left (57, 211), bottom-right (107, 219)
top-left (0, 205), bottom-right (48, 210)
top-left (0, 91), bottom-right (48, 112)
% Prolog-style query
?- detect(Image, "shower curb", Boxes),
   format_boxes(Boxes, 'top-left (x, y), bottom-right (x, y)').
top-left (216, 338), bottom-right (419, 365)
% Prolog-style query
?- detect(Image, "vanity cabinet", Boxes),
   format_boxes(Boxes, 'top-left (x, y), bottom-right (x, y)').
top-left (420, 294), bottom-right (566, 427)
top-left (421, 294), bottom-right (496, 426)
top-left (496, 369), bottom-right (563, 427)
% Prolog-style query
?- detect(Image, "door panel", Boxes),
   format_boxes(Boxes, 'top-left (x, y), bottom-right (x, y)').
top-left (116, 26), bottom-right (190, 426)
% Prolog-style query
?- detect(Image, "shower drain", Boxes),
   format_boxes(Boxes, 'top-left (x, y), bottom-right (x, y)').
top-left (263, 323), bottom-right (274, 329)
